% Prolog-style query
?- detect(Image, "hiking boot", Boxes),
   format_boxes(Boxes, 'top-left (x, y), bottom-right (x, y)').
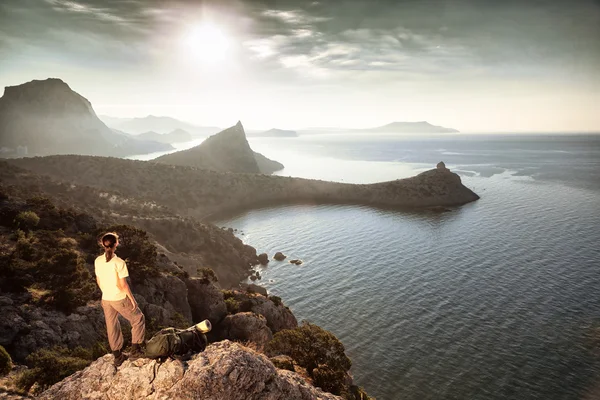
top-left (113, 350), bottom-right (127, 367)
top-left (128, 343), bottom-right (145, 361)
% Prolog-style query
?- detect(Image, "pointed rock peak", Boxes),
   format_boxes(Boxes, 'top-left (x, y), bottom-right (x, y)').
top-left (215, 121), bottom-right (246, 139)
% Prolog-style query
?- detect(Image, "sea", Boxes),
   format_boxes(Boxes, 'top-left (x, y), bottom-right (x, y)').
top-left (132, 133), bottom-right (600, 400)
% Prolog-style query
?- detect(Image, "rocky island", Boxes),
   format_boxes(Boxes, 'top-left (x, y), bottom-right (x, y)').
top-left (250, 128), bottom-right (299, 137)
top-left (357, 121), bottom-right (459, 134)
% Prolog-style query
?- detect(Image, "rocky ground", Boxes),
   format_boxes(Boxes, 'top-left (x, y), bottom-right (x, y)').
top-left (38, 341), bottom-right (341, 400)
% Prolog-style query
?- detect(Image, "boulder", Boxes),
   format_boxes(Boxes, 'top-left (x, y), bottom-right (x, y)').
top-left (185, 278), bottom-right (227, 325)
top-left (217, 313), bottom-right (273, 349)
top-left (134, 274), bottom-right (192, 323)
top-left (39, 341), bottom-right (341, 400)
top-left (239, 283), bottom-right (268, 296)
top-left (227, 292), bottom-right (297, 333)
top-left (274, 252), bottom-right (287, 261)
top-left (289, 259), bottom-right (303, 265)
top-left (246, 296), bottom-right (297, 333)
top-left (258, 253), bottom-right (269, 265)
top-left (437, 161), bottom-right (447, 170)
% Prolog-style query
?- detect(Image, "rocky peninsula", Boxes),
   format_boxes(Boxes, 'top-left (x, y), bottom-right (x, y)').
top-left (10, 155), bottom-right (479, 221)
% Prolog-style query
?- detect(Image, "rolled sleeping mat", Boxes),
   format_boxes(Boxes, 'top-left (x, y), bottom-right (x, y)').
top-left (195, 319), bottom-right (212, 333)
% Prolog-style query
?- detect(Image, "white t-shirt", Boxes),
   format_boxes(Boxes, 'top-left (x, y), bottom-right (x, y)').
top-left (94, 254), bottom-right (129, 301)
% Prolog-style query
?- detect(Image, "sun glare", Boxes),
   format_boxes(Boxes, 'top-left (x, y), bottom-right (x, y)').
top-left (183, 22), bottom-right (231, 64)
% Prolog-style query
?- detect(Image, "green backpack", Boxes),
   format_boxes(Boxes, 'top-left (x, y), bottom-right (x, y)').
top-left (145, 327), bottom-right (207, 359)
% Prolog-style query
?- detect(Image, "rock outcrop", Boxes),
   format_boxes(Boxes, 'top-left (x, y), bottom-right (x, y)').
top-left (185, 278), bottom-right (228, 325)
top-left (0, 294), bottom-right (105, 363)
top-left (258, 253), bottom-right (269, 265)
top-left (8, 157), bottom-right (480, 221)
top-left (216, 313), bottom-right (273, 349)
top-left (225, 291), bottom-right (298, 334)
top-left (154, 121), bottom-right (284, 175)
top-left (254, 151), bottom-right (285, 174)
top-left (274, 252), bottom-right (287, 261)
top-left (0, 79), bottom-right (172, 157)
top-left (134, 274), bottom-right (193, 323)
top-left (38, 341), bottom-right (341, 400)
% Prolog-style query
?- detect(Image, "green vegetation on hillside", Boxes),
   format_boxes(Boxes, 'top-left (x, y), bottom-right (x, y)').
top-left (16, 345), bottom-right (104, 393)
top-left (0, 345), bottom-right (11, 376)
top-left (265, 322), bottom-right (372, 399)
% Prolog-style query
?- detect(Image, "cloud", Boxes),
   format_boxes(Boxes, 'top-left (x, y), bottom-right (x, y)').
top-left (43, 0), bottom-right (129, 24)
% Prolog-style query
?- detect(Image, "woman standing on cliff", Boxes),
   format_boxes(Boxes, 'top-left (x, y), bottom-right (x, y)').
top-left (95, 232), bottom-right (146, 366)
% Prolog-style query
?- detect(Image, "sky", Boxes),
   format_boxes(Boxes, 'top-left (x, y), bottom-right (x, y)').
top-left (1, 0), bottom-right (599, 132)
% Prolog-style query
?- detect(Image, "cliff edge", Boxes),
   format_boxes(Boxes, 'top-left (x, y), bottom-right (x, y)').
top-left (38, 341), bottom-right (341, 400)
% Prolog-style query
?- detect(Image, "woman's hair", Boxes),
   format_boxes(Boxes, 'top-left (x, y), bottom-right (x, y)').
top-left (101, 232), bottom-right (119, 262)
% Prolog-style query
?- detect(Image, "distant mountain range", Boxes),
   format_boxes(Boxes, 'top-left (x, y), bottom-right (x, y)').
top-left (100, 115), bottom-right (221, 137)
top-left (137, 128), bottom-right (192, 144)
top-left (0, 78), bottom-right (173, 157)
top-left (249, 128), bottom-right (298, 138)
top-left (154, 121), bottom-right (284, 174)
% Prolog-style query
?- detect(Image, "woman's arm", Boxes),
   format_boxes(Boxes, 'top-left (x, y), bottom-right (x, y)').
top-left (118, 277), bottom-right (138, 310)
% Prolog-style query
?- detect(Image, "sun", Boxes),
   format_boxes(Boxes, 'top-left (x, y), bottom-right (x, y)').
top-left (183, 22), bottom-right (231, 64)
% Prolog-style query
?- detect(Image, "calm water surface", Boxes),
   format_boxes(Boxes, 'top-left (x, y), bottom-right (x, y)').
top-left (213, 134), bottom-right (600, 400)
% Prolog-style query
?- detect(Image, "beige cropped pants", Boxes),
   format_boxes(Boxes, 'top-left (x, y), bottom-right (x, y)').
top-left (101, 297), bottom-right (145, 351)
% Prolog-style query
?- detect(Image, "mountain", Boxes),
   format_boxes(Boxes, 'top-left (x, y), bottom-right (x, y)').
top-left (100, 115), bottom-right (221, 136)
top-left (154, 121), bottom-right (284, 174)
top-left (358, 121), bottom-right (459, 133)
top-left (0, 78), bottom-right (173, 157)
top-left (250, 128), bottom-right (298, 138)
top-left (138, 128), bottom-right (192, 144)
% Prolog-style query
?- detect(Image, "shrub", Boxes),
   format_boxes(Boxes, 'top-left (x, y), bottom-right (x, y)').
top-left (0, 345), bottom-right (12, 376)
top-left (312, 364), bottom-right (347, 395)
top-left (17, 346), bottom-right (93, 392)
top-left (269, 295), bottom-right (282, 307)
top-left (266, 322), bottom-right (352, 397)
top-left (197, 267), bottom-right (218, 283)
top-left (225, 297), bottom-right (239, 314)
top-left (14, 211), bottom-right (40, 231)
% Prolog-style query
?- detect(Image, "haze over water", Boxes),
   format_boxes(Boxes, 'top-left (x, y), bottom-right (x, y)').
top-left (211, 133), bottom-right (600, 400)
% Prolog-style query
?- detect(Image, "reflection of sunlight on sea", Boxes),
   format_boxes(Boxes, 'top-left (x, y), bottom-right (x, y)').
top-left (250, 138), bottom-right (428, 183)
